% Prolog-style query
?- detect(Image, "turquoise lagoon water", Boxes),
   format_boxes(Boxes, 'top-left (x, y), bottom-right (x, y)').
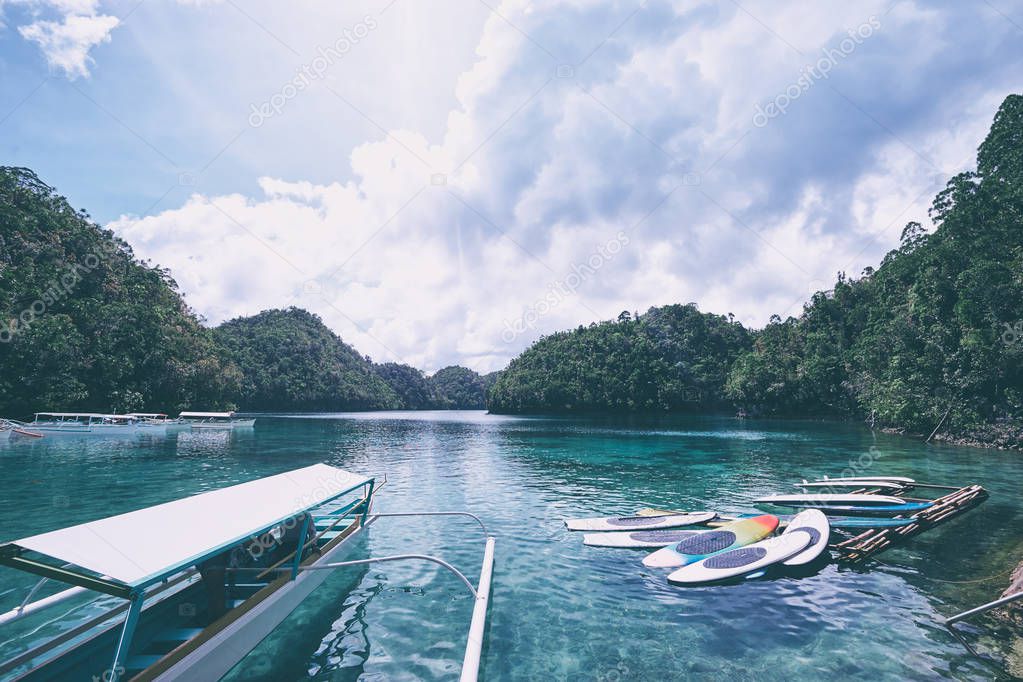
top-left (0, 412), bottom-right (1021, 680)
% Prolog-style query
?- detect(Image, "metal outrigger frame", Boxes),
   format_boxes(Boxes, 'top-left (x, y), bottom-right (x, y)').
top-left (300, 511), bottom-right (497, 682)
top-left (944, 590), bottom-right (1023, 661)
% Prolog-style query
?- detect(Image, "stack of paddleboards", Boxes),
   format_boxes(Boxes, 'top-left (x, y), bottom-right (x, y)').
top-left (565, 509), bottom-right (831, 586)
top-left (755, 475), bottom-right (930, 517)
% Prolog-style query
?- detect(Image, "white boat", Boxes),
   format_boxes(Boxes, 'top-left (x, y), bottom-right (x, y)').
top-left (0, 464), bottom-right (495, 682)
top-left (26, 413), bottom-right (166, 435)
top-left (128, 413), bottom-right (189, 429)
top-left (179, 411), bottom-right (256, 429)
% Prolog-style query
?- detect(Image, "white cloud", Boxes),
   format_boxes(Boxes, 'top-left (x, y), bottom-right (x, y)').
top-left (107, 0), bottom-right (1023, 373)
top-left (18, 12), bottom-right (117, 77)
top-left (5, 0), bottom-right (117, 77)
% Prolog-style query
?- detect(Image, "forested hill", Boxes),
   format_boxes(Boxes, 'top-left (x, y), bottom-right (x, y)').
top-left (489, 93), bottom-right (1023, 448)
top-left (0, 167), bottom-right (241, 415)
top-left (727, 94), bottom-right (1022, 446)
top-left (212, 308), bottom-right (401, 411)
top-left (214, 308), bottom-right (491, 411)
top-left (488, 305), bottom-right (751, 413)
top-left (373, 362), bottom-right (491, 409)
top-left (0, 169), bottom-right (487, 415)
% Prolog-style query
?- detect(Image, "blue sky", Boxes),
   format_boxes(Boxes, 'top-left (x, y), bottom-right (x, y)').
top-left (2, 0), bottom-right (1022, 373)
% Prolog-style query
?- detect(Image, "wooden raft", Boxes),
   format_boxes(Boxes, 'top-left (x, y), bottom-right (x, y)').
top-left (834, 484), bottom-right (988, 563)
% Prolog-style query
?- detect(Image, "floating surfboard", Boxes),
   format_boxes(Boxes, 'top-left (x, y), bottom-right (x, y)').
top-left (582, 529), bottom-right (701, 548)
top-left (639, 508), bottom-right (915, 528)
top-left (815, 515), bottom-right (914, 528)
top-left (780, 509), bottom-right (830, 565)
top-left (806, 501), bottom-right (931, 516)
top-left (795, 480), bottom-right (905, 491)
top-left (666, 531), bottom-right (812, 585)
top-left (816, 475), bottom-right (915, 484)
top-left (756, 493), bottom-right (905, 507)
top-left (642, 515), bottom-right (778, 568)
top-left (565, 511), bottom-right (716, 532)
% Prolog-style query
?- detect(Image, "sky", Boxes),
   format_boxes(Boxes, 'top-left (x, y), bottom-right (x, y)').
top-left (2, 0), bottom-right (1022, 374)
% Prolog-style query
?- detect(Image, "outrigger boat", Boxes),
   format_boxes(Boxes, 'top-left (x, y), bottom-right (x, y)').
top-left (0, 419), bottom-right (43, 438)
top-left (25, 413), bottom-right (166, 436)
top-left (178, 412), bottom-right (256, 429)
top-left (0, 464), bottom-right (496, 682)
top-left (127, 414), bottom-right (188, 429)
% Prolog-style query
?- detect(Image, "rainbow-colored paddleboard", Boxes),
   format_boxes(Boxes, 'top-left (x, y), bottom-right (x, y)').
top-left (642, 515), bottom-right (778, 568)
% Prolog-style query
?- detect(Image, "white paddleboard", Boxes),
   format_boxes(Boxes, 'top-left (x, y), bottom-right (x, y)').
top-left (780, 509), bottom-right (830, 565)
top-left (816, 475), bottom-right (915, 484)
top-left (756, 493), bottom-right (904, 506)
top-left (795, 480), bottom-right (904, 491)
top-left (582, 529), bottom-right (701, 548)
top-left (666, 531), bottom-right (812, 585)
top-left (565, 511), bottom-right (715, 532)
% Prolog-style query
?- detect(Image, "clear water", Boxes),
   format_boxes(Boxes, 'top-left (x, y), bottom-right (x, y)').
top-left (1, 412), bottom-right (1021, 681)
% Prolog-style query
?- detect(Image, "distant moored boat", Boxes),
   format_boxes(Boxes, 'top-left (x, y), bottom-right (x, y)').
top-left (25, 413), bottom-right (166, 435)
top-left (179, 411), bottom-right (256, 429)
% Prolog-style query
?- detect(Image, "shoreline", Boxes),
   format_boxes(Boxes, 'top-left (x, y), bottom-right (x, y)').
top-left (485, 408), bottom-right (1022, 451)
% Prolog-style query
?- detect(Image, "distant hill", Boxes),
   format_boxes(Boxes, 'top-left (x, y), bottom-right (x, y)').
top-left (488, 305), bottom-right (751, 413)
top-left (374, 362), bottom-right (436, 409)
top-left (430, 365), bottom-right (488, 409)
top-left (0, 167), bottom-right (241, 416)
top-left (374, 362), bottom-right (489, 409)
top-left (213, 307), bottom-right (400, 412)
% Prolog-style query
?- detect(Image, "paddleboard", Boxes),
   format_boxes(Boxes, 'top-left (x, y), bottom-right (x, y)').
top-left (712, 513), bottom-right (914, 528)
top-left (641, 509), bottom-right (914, 528)
top-left (565, 511), bottom-right (716, 532)
top-left (582, 529), bottom-right (701, 548)
top-left (666, 531), bottom-right (812, 585)
top-left (816, 475), bottom-right (915, 484)
top-left (780, 509), bottom-right (830, 565)
top-left (756, 493), bottom-right (905, 507)
top-left (642, 515), bottom-right (778, 568)
top-left (805, 501), bottom-right (931, 516)
top-left (795, 480), bottom-right (904, 491)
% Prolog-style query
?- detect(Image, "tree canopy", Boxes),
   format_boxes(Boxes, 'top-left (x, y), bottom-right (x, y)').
top-left (0, 167), bottom-right (241, 416)
top-left (488, 304), bottom-right (751, 413)
top-left (724, 94), bottom-right (1022, 445)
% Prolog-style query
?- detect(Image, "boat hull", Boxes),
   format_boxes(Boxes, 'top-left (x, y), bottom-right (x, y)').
top-left (149, 518), bottom-right (372, 682)
top-left (27, 424), bottom-right (167, 436)
top-left (188, 420), bottom-right (256, 430)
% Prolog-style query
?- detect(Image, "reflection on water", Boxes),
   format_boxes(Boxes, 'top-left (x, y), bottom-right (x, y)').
top-left (0, 411), bottom-right (1021, 680)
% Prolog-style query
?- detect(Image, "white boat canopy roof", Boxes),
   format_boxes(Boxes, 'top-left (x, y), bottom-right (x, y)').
top-left (34, 413), bottom-right (109, 418)
top-left (127, 413), bottom-right (168, 417)
top-left (4, 464), bottom-right (370, 588)
top-left (179, 411), bottom-right (235, 418)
